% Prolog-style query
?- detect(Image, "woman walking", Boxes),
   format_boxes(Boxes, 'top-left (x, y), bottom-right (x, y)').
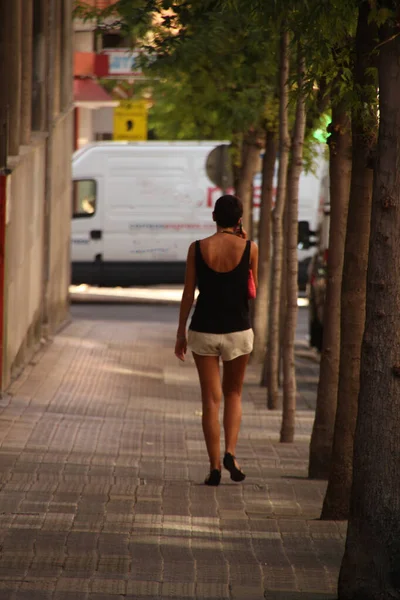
top-left (175, 195), bottom-right (258, 486)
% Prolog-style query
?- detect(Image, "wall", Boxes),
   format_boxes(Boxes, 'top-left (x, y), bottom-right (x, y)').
top-left (78, 107), bottom-right (95, 148)
top-left (3, 137), bottom-right (46, 383)
top-left (0, 0), bottom-right (74, 389)
top-left (93, 107), bottom-right (113, 138)
top-left (74, 29), bottom-right (94, 52)
top-left (3, 116), bottom-right (73, 388)
top-left (47, 112), bottom-right (73, 332)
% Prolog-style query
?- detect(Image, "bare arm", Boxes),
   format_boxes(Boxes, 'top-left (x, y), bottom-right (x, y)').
top-left (237, 225), bottom-right (258, 289)
top-left (175, 242), bottom-right (196, 360)
top-left (250, 241), bottom-right (259, 289)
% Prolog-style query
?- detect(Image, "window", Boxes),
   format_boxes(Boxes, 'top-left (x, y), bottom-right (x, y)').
top-left (72, 180), bottom-right (97, 218)
top-left (102, 33), bottom-right (128, 49)
top-left (95, 133), bottom-right (113, 141)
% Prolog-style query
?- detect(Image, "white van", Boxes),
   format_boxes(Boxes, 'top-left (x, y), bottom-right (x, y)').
top-left (71, 141), bottom-right (229, 286)
top-left (296, 152), bottom-right (328, 288)
top-left (253, 148), bottom-right (327, 289)
top-left (71, 141), bottom-right (326, 287)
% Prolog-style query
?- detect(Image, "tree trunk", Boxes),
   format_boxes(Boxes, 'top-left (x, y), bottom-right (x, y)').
top-left (308, 102), bottom-right (352, 478)
top-left (321, 1), bottom-right (378, 519)
top-left (252, 128), bottom-right (277, 364)
top-left (281, 50), bottom-right (306, 443)
top-left (338, 17), bottom-right (400, 599)
top-left (278, 196), bottom-right (289, 390)
top-left (236, 129), bottom-right (262, 237)
top-left (266, 27), bottom-right (290, 409)
top-left (231, 133), bottom-right (242, 193)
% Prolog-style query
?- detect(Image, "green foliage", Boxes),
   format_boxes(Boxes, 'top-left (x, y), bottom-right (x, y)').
top-left (73, 0), bottom-right (395, 149)
top-left (73, 0), bottom-right (283, 141)
top-left (369, 5), bottom-right (396, 27)
top-left (136, 1), bottom-right (280, 141)
top-left (135, 77), bottom-right (233, 140)
top-left (73, 0), bottom-right (155, 43)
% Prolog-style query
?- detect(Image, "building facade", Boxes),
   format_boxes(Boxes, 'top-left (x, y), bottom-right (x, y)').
top-left (0, 0), bottom-right (74, 389)
top-left (73, 0), bottom-right (140, 148)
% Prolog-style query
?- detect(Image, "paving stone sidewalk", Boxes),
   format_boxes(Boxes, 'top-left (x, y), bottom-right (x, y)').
top-left (0, 310), bottom-right (344, 600)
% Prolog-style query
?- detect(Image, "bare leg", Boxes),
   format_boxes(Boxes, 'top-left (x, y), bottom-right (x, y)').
top-left (222, 354), bottom-right (250, 463)
top-left (192, 353), bottom-right (222, 470)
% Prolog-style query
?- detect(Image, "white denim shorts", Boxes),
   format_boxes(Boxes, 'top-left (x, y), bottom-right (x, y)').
top-left (187, 329), bottom-right (254, 362)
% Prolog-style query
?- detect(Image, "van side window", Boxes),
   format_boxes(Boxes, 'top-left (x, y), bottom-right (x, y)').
top-left (72, 180), bottom-right (96, 218)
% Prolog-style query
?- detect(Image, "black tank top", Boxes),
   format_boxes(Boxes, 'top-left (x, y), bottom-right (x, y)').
top-left (189, 239), bottom-right (251, 334)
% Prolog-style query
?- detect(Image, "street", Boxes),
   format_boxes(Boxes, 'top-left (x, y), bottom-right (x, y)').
top-left (70, 295), bottom-right (310, 337)
top-left (0, 0), bottom-right (397, 594)
top-left (70, 302), bottom-right (179, 324)
top-left (0, 301), bottom-right (345, 600)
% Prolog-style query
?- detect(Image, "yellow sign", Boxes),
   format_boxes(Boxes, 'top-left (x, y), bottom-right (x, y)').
top-left (113, 100), bottom-right (148, 141)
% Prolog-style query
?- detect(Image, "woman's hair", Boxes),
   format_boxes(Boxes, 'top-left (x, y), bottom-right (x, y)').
top-left (213, 194), bottom-right (243, 228)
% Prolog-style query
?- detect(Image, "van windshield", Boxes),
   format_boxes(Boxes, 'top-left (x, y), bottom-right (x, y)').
top-left (72, 180), bottom-right (97, 218)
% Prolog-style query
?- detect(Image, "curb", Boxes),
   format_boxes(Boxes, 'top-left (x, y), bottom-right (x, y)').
top-left (69, 285), bottom-right (185, 306)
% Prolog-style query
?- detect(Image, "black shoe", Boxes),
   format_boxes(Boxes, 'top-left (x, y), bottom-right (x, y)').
top-left (204, 469), bottom-right (221, 486)
top-left (223, 452), bottom-right (246, 482)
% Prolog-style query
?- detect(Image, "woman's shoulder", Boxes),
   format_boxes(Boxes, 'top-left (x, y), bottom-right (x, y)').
top-left (199, 234), bottom-right (216, 242)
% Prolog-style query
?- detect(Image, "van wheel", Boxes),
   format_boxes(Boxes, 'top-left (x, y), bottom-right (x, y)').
top-left (310, 317), bottom-right (323, 352)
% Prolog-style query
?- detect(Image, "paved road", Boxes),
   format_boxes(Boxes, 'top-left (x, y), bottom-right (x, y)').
top-left (70, 303), bottom-right (180, 324)
top-left (70, 303), bottom-right (310, 338)
top-left (0, 303), bottom-right (343, 600)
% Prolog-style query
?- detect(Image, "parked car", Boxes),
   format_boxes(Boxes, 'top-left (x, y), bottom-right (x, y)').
top-left (307, 250), bottom-right (327, 352)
